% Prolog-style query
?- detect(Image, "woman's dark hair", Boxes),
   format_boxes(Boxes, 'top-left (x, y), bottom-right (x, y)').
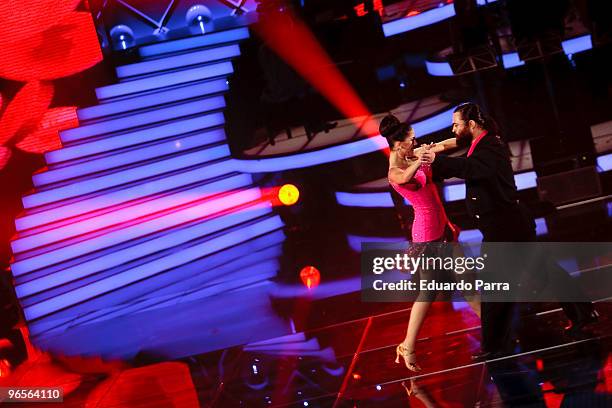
top-left (379, 114), bottom-right (412, 149)
top-left (454, 102), bottom-right (499, 135)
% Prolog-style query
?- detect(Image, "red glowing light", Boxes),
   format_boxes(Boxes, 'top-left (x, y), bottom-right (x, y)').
top-left (251, 10), bottom-right (379, 137)
top-left (406, 10), bottom-right (420, 17)
top-left (535, 358), bottom-right (543, 371)
top-left (300, 266), bottom-right (321, 289)
top-left (16, 107), bottom-right (77, 153)
top-left (0, 81), bottom-right (54, 146)
top-left (352, 373), bottom-right (362, 380)
top-left (354, 4), bottom-right (366, 17)
top-left (0, 12), bottom-right (102, 81)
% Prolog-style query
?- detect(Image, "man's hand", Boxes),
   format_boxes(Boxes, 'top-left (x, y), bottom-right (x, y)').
top-left (421, 150), bottom-right (436, 164)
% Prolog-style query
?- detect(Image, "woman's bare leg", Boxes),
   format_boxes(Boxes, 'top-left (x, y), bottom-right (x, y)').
top-left (403, 301), bottom-right (433, 348)
top-left (396, 300), bottom-right (433, 371)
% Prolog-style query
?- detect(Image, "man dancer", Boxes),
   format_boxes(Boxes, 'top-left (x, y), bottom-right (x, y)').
top-left (421, 103), bottom-right (597, 360)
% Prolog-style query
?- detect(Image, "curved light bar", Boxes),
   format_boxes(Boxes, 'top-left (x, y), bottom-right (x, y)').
top-left (234, 107), bottom-right (456, 172)
top-left (383, 0), bottom-right (498, 37)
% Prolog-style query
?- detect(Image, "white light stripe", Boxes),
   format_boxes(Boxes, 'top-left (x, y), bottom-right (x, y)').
top-left (61, 96), bottom-right (226, 143)
top-left (23, 215), bottom-right (283, 320)
top-left (13, 173), bottom-right (252, 253)
top-left (117, 44), bottom-right (240, 78)
top-left (139, 27), bottom-right (249, 58)
top-left (16, 203), bottom-right (272, 297)
top-left (77, 79), bottom-right (228, 121)
top-left (33, 129), bottom-right (226, 187)
top-left (45, 112), bottom-right (225, 165)
top-left (24, 144), bottom-right (230, 209)
top-left (18, 158), bottom-right (237, 232)
top-left (58, 236), bottom-right (284, 328)
top-left (95, 62), bottom-right (233, 100)
top-left (12, 188), bottom-right (263, 276)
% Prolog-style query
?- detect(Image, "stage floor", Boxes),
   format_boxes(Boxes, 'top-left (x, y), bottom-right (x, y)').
top-left (3, 297), bottom-right (611, 407)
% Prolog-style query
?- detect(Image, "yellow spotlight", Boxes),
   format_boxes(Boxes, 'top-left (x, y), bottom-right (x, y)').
top-left (278, 184), bottom-right (300, 206)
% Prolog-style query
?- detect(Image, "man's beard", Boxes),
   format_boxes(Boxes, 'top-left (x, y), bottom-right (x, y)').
top-left (456, 132), bottom-right (471, 148)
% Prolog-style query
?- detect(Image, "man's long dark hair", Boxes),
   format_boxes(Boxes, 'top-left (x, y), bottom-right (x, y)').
top-left (454, 103), bottom-right (500, 136)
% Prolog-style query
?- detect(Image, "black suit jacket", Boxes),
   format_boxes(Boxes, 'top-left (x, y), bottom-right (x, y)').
top-left (432, 133), bottom-right (534, 241)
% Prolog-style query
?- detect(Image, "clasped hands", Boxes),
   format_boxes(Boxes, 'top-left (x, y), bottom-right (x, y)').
top-left (415, 143), bottom-right (436, 165)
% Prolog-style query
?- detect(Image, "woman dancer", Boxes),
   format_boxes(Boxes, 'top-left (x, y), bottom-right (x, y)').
top-left (379, 114), bottom-right (480, 372)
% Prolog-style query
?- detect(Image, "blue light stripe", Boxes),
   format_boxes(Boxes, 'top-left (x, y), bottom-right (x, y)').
top-left (12, 188), bottom-right (263, 276)
top-left (62, 235), bottom-right (285, 326)
top-left (335, 191), bottom-right (411, 207)
top-left (45, 112), bottom-right (225, 165)
top-left (19, 159), bottom-right (238, 232)
top-left (336, 191), bottom-right (394, 208)
top-left (411, 108), bottom-right (454, 136)
top-left (34, 129), bottom-right (226, 187)
top-left (596, 153), bottom-right (612, 172)
top-left (118, 45), bottom-right (240, 78)
top-left (133, 240), bottom-right (285, 303)
top-left (535, 217), bottom-right (548, 236)
top-left (456, 219), bottom-right (546, 240)
top-left (24, 144), bottom-right (230, 209)
top-left (347, 235), bottom-right (405, 252)
top-left (139, 27), bottom-right (249, 58)
top-left (85, 260), bottom-right (281, 325)
top-left (458, 229), bottom-right (483, 243)
top-left (77, 79), bottom-right (228, 121)
top-left (502, 52), bottom-right (525, 69)
top-left (95, 62), bottom-right (233, 100)
top-left (425, 60), bottom-right (454, 76)
top-left (562, 35), bottom-right (593, 55)
top-left (514, 171), bottom-right (537, 190)
top-left (444, 171), bottom-right (537, 202)
top-left (234, 107), bottom-right (455, 172)
top-left (23, 215), bottom-right (283, 320)
top-left (12, 173), bottom-right (252, 254)
top-left (61, 96), bottom-right (226, 143)
top-left (443, 183), bottom-right (467, 202)
top-left (15, 203), bottom-right (273, 297)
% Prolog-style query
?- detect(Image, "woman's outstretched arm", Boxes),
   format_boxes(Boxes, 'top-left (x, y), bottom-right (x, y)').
top-left (388, 151), bottom-right (422, 185)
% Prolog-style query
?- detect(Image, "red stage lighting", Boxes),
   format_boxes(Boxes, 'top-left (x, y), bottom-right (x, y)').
top-left (300, 266), bottom-right (320, 289)
top-left (251, 7), bottom-right (379, 137)
top-left (278, 184), bottom-right (300, 206)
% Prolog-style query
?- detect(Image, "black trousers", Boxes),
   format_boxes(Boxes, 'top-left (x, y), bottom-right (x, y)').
top-left (479, 208), bottom-right (594, 353)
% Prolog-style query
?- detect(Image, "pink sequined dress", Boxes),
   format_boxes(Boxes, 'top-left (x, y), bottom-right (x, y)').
top-left (389, 165), bottom-right (449, 243)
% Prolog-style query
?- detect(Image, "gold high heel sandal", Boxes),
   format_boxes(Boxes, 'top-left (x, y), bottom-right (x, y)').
top-left (395, 343), bottom-right (421, 372)
top-left (401, 380), bottom-right (420, 397)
